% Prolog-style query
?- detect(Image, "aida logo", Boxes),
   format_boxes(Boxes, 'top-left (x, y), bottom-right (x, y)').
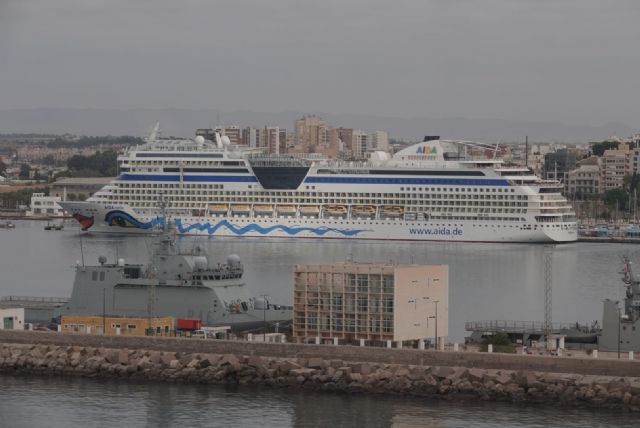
top-left (416, 146), bottom-right (437, 154)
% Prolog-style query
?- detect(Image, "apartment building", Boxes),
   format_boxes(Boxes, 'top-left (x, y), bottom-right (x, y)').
top-left (602, 148), bottom-right (630, 190)
top-left (565, 164), bottom-right (602, 197)
top-left (293, 262), bottom-right (448, 345)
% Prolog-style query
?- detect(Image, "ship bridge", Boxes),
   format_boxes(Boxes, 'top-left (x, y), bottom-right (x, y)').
top-left (248, 155), bottom-right (312, 189)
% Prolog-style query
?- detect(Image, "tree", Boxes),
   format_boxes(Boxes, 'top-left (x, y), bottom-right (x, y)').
top-left (481, 332), bottom-right (515, 353)
top-left (0, 160), bottom-right (6, 176)
top-left (66, 150), bottom-right (118, 177)
top-left (591, 141), bottom-right (618, 156)
top-left (18, 163), bottom-right (30, 179)
top-left (604, 188), bottom-right (629, 211)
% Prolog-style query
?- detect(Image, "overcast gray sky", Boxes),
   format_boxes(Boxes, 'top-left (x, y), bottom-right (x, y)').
top-left (1, 0), bottom-right (639, 127)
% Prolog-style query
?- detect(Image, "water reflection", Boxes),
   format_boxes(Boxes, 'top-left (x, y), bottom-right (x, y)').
top-left (0, 375), bottom-right (637, 428)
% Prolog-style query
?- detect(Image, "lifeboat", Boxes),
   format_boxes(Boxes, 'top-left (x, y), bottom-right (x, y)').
top-left (230, 204), bottom-right (251, 213)
top-left (381, 206), bottom-right (404, 217)
top-left (299, 205), bottom-right (320, 216)
top-left (324, 205), bottom-right (347, 216)
top-left (208, 204), bottom-right (228, 214)
top-left (254, 204), bottom-right (274, 214)
top-left (351, 205), bottom-right (376, 217)
top-left (276, 205), bottom-right (297, 215)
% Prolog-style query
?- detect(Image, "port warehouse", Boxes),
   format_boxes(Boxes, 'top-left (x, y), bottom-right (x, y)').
top-left (60, 315), bottom-right (175, 337)
top-left (293, 263), bottom-right (448, 345)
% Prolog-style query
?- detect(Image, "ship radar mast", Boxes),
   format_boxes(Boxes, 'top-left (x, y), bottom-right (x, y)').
top-left (621, 256), bottom-right (640, 321)
top-left (146, 121), bottom-right (161, 144)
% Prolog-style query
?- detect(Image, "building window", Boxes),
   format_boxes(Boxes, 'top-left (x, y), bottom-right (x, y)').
top-left (382, 275), bottom-right (394, 293)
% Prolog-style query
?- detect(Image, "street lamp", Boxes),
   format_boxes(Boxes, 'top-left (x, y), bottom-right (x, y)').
top-left (434, 300), bottom-right (439, 350)
top-left (427, 315), bottom-right (435, 348)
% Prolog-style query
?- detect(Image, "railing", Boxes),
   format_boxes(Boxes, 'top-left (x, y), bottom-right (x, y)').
top-left (465, 320), bottom-right (590, 333)
top-left (1, 295), bottom-right (68, 303)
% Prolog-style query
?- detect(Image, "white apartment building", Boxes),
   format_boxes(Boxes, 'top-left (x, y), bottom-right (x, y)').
top-left (368, 130), bottom-right (389, 152)
top-left (26, 193), bottom-right (64, 217)
top-left (602, 149), bottom-right (630, 191)
top-left (565, 164), bottom-right (602, 197)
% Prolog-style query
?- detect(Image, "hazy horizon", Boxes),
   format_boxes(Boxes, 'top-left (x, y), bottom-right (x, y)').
top-left (1, 1), bottom-right (638, 140)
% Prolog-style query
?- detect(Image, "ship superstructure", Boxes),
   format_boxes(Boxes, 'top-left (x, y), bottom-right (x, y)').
top-left (61, 129), bottom-right (577, 242)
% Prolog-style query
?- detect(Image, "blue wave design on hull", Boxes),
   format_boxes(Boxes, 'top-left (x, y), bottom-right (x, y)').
top-left (174, 219), bottom-right (367, 237)
top-left (104, 210), bottom-right (164, 230)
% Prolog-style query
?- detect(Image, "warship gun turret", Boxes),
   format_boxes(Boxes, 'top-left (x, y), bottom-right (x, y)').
top-left (57, 222), bottom-right (292, 330)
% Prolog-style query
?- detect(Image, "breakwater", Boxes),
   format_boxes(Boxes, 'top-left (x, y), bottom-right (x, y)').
top-left (1, 331), bottom-right (640, 411)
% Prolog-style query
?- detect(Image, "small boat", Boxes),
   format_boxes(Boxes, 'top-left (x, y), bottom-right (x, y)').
top-left (0, 221), bottom-right (15, 229)
top-left (299, 205), bottom-right (320, 216)
top-left (352, 205), bottom-right (376, 217)
top-left (230, 204), bottom-right (251, 213)
top-left (324, 205), bottom-right (347, 216)
top-left (381, 206), bottom-right (404, 217)
top-left (276, 205), bottom-right (296, 215)
top-left (254, 204), bottom-right (274, 214)
top-left (208, 204), bottom-right (228, 214)
top-left (44, 222), bottom-right (64, 231)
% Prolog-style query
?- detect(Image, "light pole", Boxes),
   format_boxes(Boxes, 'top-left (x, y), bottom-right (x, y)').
top-left (102, 288), bottom-right (106, 335)
top-left (427, 315), bottom-right (435, 348)
top-left (261, 294), bottom-right (269, 342)
top-left (617, 302), bottom-right (621, 360)
top-left (434, 300), bottom-right (439, 351)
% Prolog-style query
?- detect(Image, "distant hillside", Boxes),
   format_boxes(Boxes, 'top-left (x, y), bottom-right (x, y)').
top-left (0, 108), bottom-right (635, 143)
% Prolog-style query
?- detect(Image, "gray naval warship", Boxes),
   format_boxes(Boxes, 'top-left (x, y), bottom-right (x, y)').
top-left (56, 219), bottom-right (292, 330)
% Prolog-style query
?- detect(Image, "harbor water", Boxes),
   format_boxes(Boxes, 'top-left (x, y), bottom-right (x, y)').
top-left (1, 220), bottom-right (638, 426)
top-left (0, 374), bottom-right (638, 428)
top-left (0, 220), bottom-right (633, 341)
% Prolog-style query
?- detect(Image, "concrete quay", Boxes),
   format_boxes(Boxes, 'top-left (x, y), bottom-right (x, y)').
top-left (2, 331), bottom-right (640, 411)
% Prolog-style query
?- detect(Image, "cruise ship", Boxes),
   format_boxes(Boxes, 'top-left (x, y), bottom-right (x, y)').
top-left (61, 128), bottom-right (577, 243)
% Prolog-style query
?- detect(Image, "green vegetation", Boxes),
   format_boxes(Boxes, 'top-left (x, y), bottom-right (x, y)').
top-left (18, 164), bottom-right (30, 179)
top-left (0, 187), bottom-right (48, 210)
top-left (0, 161), bottom-right (6, 176)
top-left (47, 136), bottom-right (142, 149)
top-left (480, 332), bottom-right (516, 353)
top-left (67, 150), bottom-right (117, 177)
top-left (590, 140), bottom-right (618, 156)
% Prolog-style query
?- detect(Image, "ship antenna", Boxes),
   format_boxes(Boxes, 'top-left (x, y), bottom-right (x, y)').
top-left (148, 121), bottom-right (160, 143)
top-left (79, 235), bottom-right (85, 267)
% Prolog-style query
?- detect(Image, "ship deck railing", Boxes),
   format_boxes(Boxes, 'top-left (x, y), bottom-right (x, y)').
top-left (0, 295), bottom-right (68, 308)
top-left (465, 320), bottom-right (593, 334)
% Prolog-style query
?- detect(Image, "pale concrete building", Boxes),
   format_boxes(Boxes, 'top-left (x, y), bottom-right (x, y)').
top-left (61, 315), bottom-right (175, 336)
top-left (293, 262), bottom-right (448, 346)
top-left (368, 130), bottom-right (389, 152)
top-left (294, 115), bottom-right (332, 152)
top-left (352, 130), bottom-right (368, 159)
top-left (602, 148), bottom-right (630, 190)
top-left (26, 193), bottom-right (64, 217)
top-left (0, 308), bottom-right (25, 330)
top-left (565, 164), bottom-right (602, 198)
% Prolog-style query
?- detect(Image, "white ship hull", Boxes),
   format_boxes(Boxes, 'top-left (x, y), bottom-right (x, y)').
top-left (61, 202), bottom-right (576, 243)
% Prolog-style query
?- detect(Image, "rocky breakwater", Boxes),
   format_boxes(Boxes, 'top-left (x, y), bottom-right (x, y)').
top-left (1, 343), bottom-right (640, 411)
